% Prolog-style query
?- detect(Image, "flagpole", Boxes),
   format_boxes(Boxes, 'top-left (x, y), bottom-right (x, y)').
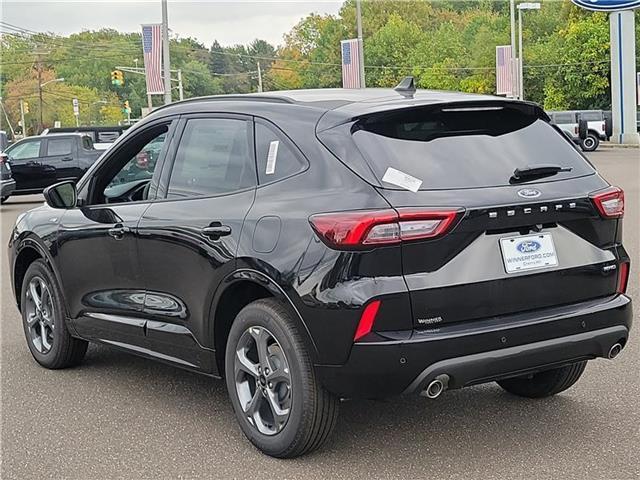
top-left (356, 0), bottom-right (365, 89)
top-left (509, 0), bottom-right (517, 99)
top-left (161, 0), bottom-right (172, 104)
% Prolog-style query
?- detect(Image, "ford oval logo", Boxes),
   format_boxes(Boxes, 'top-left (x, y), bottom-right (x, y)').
top-left (517, 241), bottom-right (541, 253)
top-left (572, 0), bottom-right (640, 11)
top-left (517, 188), bottom-right (541, 199)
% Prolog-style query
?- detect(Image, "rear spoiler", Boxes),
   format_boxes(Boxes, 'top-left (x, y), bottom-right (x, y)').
top-left (316, 98), bottom-right (548, 133)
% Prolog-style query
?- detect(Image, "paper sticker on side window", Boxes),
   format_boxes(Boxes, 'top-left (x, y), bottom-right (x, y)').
top-left (266, 140), bottom-right (279, 175)
top-left (381, 167), bottom-right (422, 192)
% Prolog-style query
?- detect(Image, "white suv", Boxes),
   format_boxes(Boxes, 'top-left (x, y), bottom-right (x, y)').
top-left (548, 110), bottom-right (608, 152)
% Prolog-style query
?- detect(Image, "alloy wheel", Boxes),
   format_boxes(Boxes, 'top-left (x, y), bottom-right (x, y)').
top-left (24, 276), bottom-right (55, 354)
top-left (234, 326), bottom-right (292, 436)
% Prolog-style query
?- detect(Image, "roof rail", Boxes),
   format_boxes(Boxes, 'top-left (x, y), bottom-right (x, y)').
top-left (149, 94), bottom-right (295, 115)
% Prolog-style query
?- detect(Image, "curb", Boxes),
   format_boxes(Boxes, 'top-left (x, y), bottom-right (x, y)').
top-left (598, 144), bottom-right (639, 150)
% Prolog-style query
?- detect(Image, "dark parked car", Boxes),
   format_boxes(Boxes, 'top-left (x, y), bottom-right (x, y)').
top-left (1, 152), bottom-right (16, 203)
top-left (1, 133), bottom-right (102, 201)
top-left (42, 125), bottom-right (130, 150)
top-left (8, 86), bottom-right (632, 458)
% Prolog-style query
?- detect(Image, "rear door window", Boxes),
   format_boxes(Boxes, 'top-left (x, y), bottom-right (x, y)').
top-left (46, 138), bottom-right (73, 156)
top-left (340, 105), bottom-right (594, 190)
top-left (552, 113), bottom-right (575, 124)
top-left (579, 112), bottom-right (603, 122)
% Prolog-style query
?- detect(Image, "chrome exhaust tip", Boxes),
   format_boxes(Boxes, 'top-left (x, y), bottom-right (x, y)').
top-left (608, 343), bottom-right (622, 359)
top-left (423, 374), bottom-right (449, 399)
top-left (425, 379), bottom-right (444, 399)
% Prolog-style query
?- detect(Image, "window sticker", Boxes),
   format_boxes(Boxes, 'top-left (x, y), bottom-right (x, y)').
top-left (381, 167), bottom-right (422, 192)
top-left (266, 140), bottom-right (279, 175)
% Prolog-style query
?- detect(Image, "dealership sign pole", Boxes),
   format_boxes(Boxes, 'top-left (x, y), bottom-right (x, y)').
top-left (572, 0), bottom-right (639, 145)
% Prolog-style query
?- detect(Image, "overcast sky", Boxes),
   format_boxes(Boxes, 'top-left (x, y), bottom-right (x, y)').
top-left (2, 1), bottom-right (343, 47)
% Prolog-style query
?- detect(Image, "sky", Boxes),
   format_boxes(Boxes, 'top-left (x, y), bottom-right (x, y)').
top-left (2, 0), bottom-right (343, 47)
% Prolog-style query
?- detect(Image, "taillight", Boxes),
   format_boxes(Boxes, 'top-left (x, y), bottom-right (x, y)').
top-left (617, 262), bottom-right (630, 294)
top-left (354, 300), bottom-right (381, 341)
top-left (309, 208), bottom-right (461, 249)
top-left (590, 187), bottom-right (624, 218)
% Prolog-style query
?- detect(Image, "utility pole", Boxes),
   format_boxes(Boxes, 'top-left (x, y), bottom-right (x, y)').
top-left (0, 98), bottom-right (16, 138)
top-left (37, 56), bottom-right (44, 132)
top-left (256, 62), bottom-right (263, 93)
top-left (20, 99), bottom-right (26, 137)
top-left (356, 0), bottom-right (366, 88)
top-left (161, 0), bottom-right (172, 104)
top-left (177, 69), bottom-right (184, 100)
top-left (518, 7), bottom-right (523, 101)
top-left (509, 0), bottom-right (517, 99)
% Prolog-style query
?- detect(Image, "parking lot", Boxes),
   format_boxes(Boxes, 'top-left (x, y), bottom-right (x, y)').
top-left (1, 148), bottom-right (638, 480)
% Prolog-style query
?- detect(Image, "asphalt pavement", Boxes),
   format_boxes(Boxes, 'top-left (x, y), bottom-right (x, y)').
top-left (1, 149), bottom-right (639, 480)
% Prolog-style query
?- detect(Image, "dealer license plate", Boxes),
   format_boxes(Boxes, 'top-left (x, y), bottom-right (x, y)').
top-left (499, 233), bottom-right (558, 274)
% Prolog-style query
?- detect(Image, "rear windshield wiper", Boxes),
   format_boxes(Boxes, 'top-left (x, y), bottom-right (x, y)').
top-left (510, 164), bottom-right (572, 183)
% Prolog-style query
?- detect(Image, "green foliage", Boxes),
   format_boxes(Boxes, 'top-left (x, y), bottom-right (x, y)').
top-left (1, 0), bottom-right (638, 137)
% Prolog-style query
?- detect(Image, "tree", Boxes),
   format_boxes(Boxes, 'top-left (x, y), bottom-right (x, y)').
top-left (181, 60), bottom-right (224, 97)
top-left (209, 40), bottom-right (227, 74)
top-left (365, 15), bottom-right (427, 86)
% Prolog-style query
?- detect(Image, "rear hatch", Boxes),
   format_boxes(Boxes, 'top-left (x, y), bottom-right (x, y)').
top-left (319, 101), bottom-right (622, 328)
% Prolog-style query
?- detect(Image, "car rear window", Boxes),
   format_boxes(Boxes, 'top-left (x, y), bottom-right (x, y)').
top-left (344, 105), bottom-right (594, 190)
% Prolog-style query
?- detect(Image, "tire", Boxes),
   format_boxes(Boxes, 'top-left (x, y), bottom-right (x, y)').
top-left (581, 134), bottom-right (599, 152)
top-left (225, 298), bottom-right (338, 458)
top-left (21, 259), bottom-right (88, 369)
top-left (497, 361), bottom-right (587, 399)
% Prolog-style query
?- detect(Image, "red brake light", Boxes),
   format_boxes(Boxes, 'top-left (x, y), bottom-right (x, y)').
top-left (354, 300), bottom-right (381, 341)
top-left (309, 208), bottom-right (461, 250)
top-left (617, 262), bottom-right (630, 294)
top-left (591, 187), bottom-right (624, 218)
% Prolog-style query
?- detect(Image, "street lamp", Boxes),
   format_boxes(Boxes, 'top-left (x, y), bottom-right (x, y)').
top-left (38, 78), bottom-right (65, 133)
top-left (517, 2), bottom-right (541, 101)
top-left (40, 77), bottom-right (65, 88)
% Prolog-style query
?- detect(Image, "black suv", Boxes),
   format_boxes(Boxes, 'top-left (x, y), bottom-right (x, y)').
top-left (8, 86), bottom-right (632, 458)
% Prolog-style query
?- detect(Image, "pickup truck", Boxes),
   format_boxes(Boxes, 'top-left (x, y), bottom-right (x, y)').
top-left (1, 133), bottom-right (102, 201)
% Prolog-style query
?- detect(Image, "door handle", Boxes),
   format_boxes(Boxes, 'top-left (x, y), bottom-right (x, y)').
top-left (61, 156), bottom-right (73, 162)
top-left (108, 225), bottom-right (131, 240)
top-left (201, 224), bottom-right (232, 239)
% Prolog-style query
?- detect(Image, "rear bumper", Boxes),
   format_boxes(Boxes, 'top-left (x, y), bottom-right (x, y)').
top-left (316, 294), bottom-right (632, 398)
top-left (1, 178), bottom-right (16, 197)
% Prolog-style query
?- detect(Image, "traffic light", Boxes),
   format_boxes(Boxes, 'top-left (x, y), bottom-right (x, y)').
top-left (111, 70), bottom-right (124, 87)
top-left (123, 100), bottom-right (131, 114)
top-left (23, 101), bottom-right (29, 113)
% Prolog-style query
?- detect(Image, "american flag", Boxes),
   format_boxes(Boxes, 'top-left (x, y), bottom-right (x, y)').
top-left (142, 24), bottom-right (164, 95)
top-left (496, 45), bottom-right (513, 96)
top-left (341, 39), bottom-right (362, 89)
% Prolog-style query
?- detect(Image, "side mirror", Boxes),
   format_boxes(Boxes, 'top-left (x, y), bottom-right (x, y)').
top-left (43, 181), bottom-right (77, 209)
top-left (578, 119), bottom-right (588, 140)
